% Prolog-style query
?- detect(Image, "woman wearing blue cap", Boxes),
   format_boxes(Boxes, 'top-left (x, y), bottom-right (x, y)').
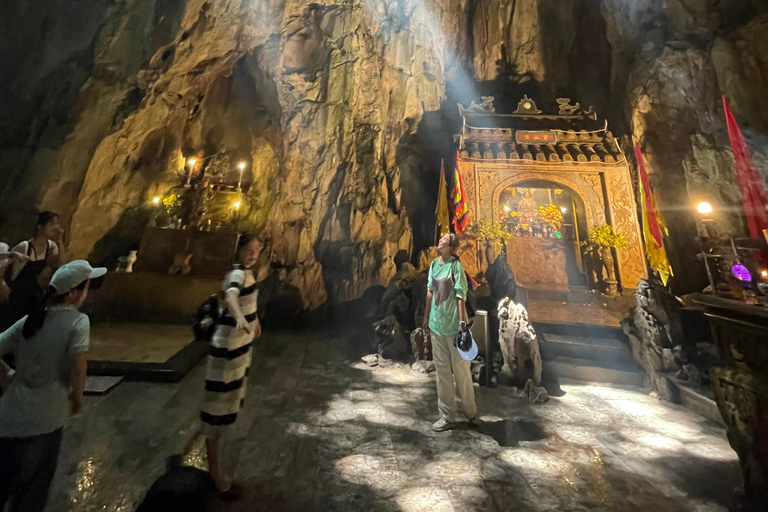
top-left (423, 233), bottom-right (479, 432)
top-left (0, 260), bottom-right (106, 512)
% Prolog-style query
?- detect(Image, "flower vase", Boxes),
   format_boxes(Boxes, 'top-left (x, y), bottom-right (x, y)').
top-left (125, 251), bottom-right (138, 273)
top-left (600, 246), bottom-right (618, 296)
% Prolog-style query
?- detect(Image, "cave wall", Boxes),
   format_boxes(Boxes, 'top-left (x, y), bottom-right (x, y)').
top-left (2, 0), bottom-right (768, 304)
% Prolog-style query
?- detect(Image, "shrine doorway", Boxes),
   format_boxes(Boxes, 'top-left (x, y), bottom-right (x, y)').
top-left (498, 179), bottom-right (590, 291)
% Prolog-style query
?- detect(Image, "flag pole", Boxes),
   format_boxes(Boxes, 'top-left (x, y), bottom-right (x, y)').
top-left (434, 159), bottom-right (444, 246)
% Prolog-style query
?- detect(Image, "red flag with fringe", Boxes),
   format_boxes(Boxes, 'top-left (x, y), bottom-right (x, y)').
top-left (452, 152), bottom-right (470, 235)
top-left (723, 96), bottom-right (768, 239)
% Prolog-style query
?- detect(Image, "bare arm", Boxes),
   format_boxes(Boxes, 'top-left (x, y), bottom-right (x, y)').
top-left (69, 352), bottom-right (88, 415)
top-left (423, 291), bottom-right (433, 331)
top-left (224, 288), bottom-right (250, 334)
top-left (458, 298), bottom-right (467, 325)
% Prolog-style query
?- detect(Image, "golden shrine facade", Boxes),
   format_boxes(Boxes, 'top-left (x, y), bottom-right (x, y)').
top-left (456, 96), bottom-right (646, 292)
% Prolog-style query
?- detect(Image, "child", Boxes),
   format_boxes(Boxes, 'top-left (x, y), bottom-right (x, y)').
top-left (0, 260), bottom-right (106, 512)
top-left (199, 235), bottom-right (263, 494)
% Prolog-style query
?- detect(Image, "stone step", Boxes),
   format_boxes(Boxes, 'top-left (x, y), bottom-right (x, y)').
top-left (668, 376), bottom-right (724, 426)
top-left (533, 321), bottom-right (626, 341)
top-left (540, 333), bottom-right (635, 365)
top-left (545, 356), bottom-right (645, 386)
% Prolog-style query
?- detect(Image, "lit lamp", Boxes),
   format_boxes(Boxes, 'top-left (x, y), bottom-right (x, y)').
top-left (759, 269), bottom-right (768, 298)
top-left (148, 196), bottom-right (161, 227)
top-left (185, 157), bottom-right (197, 187)
top-left (697, 201), bottom-right (712, 215)
top-left (233, 199), bottom-right (241, 229)
top-left (696, 201), bottom-right (717, 239)
top-left (237, 161), bottom-right (246, 190)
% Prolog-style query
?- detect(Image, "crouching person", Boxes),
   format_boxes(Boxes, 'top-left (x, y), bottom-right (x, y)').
top-left (0, 260), bottom-right (105, 512)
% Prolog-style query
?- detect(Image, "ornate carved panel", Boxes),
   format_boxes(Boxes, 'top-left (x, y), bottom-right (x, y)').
top-left (606, 172), bottom-right (647, 288)
top-left (461, 160), bottom-right (646, 290)
top-left (507, 237), bottom-right (569, 290)
top-left (581, 173), bottom-right (605, 208)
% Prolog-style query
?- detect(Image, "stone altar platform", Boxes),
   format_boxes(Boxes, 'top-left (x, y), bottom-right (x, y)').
top-left (84, 271), bottom-right (220, 324)
top-left (82, 272), bottom-right (219, 382)
top-left (135, 226), bottom-right (239, 277)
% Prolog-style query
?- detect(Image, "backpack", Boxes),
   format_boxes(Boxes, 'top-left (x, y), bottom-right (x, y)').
top-left (193, 295), bottom-right (221, 342)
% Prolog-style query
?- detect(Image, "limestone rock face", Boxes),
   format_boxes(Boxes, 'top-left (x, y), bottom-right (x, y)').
top-left (2, 0), bottom-right (768, 304)
top-left (712, 14), bottom-right (768, 132)
top-left (473, 0), bottom-right (576, 88)
top-left (1, 0), bottom-right (464, 310)
top-left (615, 2), bottom-right (768, 291)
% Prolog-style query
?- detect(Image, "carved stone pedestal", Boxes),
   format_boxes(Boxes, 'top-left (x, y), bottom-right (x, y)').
top-left (695, 294), bottom-right (768, 511)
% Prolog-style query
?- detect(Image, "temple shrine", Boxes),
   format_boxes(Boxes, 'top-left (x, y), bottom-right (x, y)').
top-left (455, 96), bottom-right (647, 297)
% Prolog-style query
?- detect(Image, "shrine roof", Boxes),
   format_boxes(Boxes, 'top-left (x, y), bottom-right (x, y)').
top-left (457, 96), bottom-right (625, 164)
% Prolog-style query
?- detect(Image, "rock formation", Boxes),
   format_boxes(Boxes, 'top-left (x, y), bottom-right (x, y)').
top-left (1, 0), bottom-right (768, 306)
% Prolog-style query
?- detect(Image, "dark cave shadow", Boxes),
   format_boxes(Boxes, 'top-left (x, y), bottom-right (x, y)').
top-left (478, 419), bottom-right (548, 448)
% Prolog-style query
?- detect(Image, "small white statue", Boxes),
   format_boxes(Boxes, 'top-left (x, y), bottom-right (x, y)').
top-left (125, 250), bottom-right (138, 273)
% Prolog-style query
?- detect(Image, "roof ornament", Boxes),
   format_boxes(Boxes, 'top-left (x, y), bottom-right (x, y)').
top-left (556, 98), bottom-right (598, 120)
top-left (583, 105), bottom-right (598, 121)
top-left (513, 95), bottom-right (541, 115)
top-left (462, 96), bottom-right (496, 113)
top-left (556, 98), bottom-right (581, 115)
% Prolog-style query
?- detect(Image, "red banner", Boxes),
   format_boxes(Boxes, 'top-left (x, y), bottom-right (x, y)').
top-left (452, 152), bottom-right (470, 235)
top-left (723, 96), bottom-right (768, 239)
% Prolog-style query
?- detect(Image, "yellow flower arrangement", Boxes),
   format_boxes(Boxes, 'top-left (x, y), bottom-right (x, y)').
top-left (162, 194), bottom-right (180, 215)
top-left (475, 220), bottom-right (514, 244)
top-left (536, 204), bottom-right (563, 230)
top-left (587, 224), bottom-right (627, 249)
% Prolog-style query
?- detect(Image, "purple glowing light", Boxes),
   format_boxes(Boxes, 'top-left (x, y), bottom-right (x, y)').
top-left (731, 264), bottom-right (752, 282)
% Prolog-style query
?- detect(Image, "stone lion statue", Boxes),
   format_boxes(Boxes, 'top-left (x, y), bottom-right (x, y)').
top-left (497, 297), bottom-right (542, 386)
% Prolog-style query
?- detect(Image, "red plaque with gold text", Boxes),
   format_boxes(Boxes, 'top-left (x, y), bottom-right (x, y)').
top-left (515, 131), bottom-right (557, 145)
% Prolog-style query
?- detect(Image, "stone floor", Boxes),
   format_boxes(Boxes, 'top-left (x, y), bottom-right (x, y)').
top-left (88, 323), bottom-right (193, 363)
top-left (47, 330), bottom-right (740, 512)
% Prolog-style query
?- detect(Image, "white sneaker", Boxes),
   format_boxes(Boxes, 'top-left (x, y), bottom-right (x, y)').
top-left (432, 418), bottom-right (457, 432)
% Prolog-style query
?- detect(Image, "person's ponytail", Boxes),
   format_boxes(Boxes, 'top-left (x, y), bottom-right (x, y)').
top-left (23, 285), bottom-right (56, 339)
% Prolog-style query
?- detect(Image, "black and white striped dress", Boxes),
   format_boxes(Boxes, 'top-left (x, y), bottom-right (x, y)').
top-left (200, 265), bottom-right (258, 432)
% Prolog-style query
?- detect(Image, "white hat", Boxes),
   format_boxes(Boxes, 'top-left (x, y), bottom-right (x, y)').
top-left (50, 260), bottom-right (107, 294)
top-left (454, 329), bottom-right (479, 362)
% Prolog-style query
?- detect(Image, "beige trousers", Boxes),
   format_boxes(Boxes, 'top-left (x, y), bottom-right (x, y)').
top-left (432, 333), bottom-right (477, 422)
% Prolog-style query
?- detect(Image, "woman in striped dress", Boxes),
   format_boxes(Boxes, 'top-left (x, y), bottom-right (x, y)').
top-left (201, 235), bottom-right (263, 493)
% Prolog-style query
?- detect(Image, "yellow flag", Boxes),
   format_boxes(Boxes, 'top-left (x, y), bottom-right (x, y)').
top-left (436, 160), bottom-right (450, 237)
top-left (636, 145), bottom-right (673, 285)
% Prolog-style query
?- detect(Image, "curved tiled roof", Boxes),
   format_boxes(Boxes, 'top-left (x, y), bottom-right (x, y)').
top-left (457, 97), bottom-right (624, 164)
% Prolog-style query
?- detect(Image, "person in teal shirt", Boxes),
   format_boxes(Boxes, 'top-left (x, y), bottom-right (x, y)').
top-left (423, 233), bottom-right (479, 431)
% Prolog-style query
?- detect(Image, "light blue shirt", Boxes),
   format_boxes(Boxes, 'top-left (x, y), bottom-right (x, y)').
top-left (0, 306), bottom-right (89, 437)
